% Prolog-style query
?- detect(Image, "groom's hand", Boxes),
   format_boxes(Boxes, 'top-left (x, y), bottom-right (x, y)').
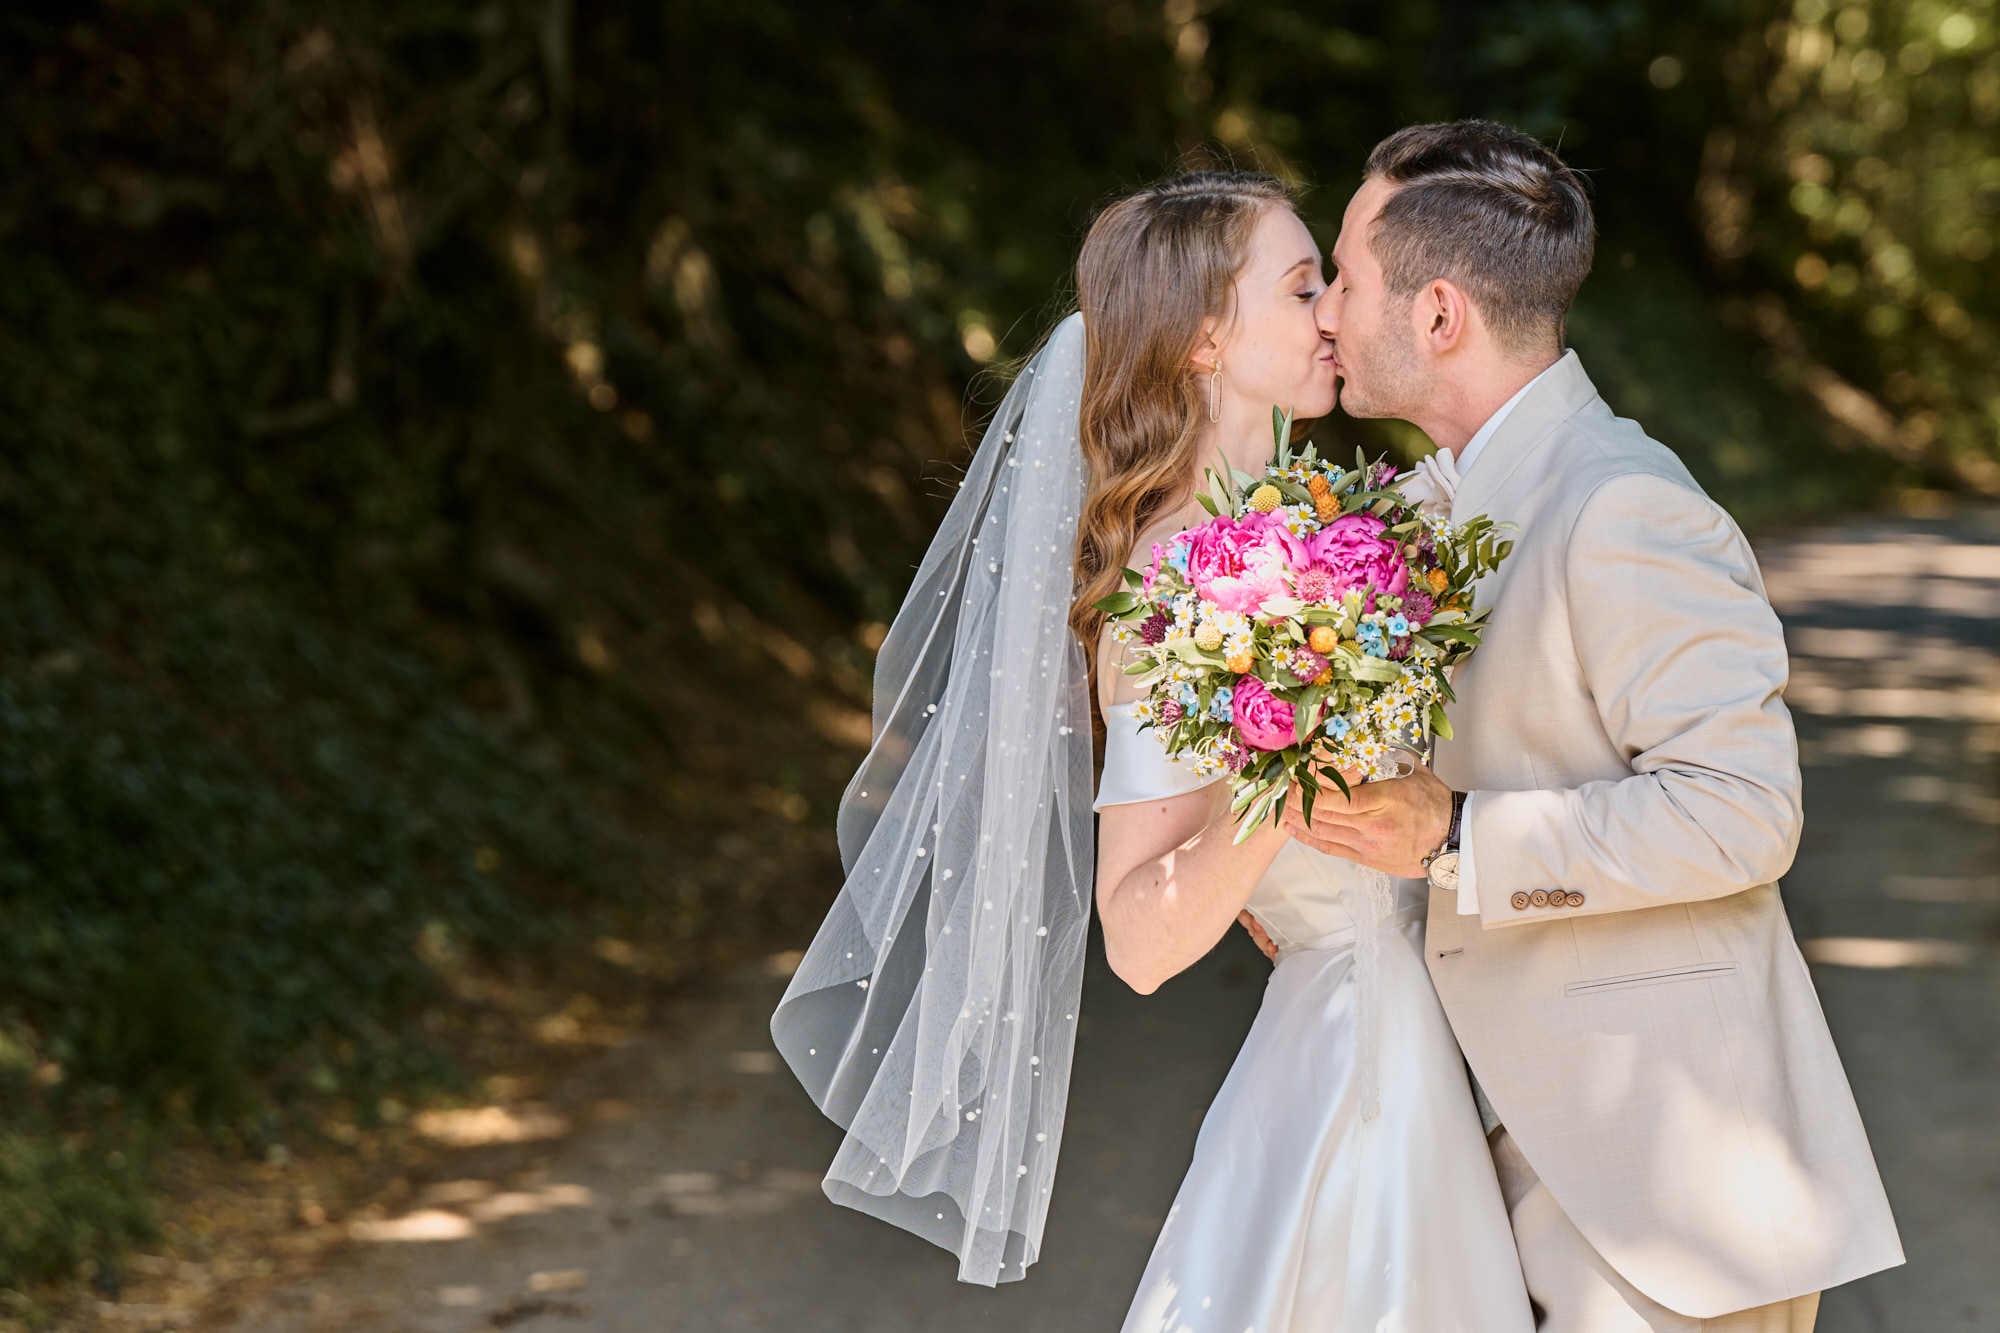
top-left (1283, 765), bottom-right (1454, 880)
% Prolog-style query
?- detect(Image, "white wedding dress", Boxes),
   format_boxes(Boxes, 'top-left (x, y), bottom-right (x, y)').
top-left (1099, 703), bottom-right (1534, 1333)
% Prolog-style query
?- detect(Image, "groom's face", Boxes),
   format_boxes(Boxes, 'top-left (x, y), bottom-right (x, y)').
top-left (1315, 178), bottom-right (1429, 421)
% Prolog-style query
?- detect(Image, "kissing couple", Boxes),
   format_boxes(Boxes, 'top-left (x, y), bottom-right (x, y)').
top-left (774, 119), bottom-right (1904, 1332)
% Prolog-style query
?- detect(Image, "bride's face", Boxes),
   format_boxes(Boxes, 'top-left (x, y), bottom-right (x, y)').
top-left (1203, 207), bottom-right (1340, 423)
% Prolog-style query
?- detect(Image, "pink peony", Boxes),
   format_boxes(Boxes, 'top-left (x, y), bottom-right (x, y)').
top-left (1304, 513), bottom-right (1409, 600)
top-left (1183, 511), bottom-right (1309, 615)
top-left (1231, 675), bottom-right (1297, 751)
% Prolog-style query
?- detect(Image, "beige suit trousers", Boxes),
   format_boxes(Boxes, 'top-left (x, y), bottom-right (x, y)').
top-left (1491, 1128), bottom-right (1821, 1333)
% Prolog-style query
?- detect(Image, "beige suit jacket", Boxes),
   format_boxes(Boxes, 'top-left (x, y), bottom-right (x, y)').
top-left (1426, 352), bottom-right (1903, 1317)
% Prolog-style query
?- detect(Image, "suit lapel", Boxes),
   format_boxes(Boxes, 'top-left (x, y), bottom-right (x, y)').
top-left (1449, 350), bottom-right (1602, 523)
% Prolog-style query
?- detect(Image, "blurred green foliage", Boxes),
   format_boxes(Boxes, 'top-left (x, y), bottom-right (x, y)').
top-left (0, 0), bottom-right (1991, 1295)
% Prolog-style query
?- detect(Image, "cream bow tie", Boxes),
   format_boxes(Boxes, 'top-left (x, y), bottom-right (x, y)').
top-left (1395, 448), bottom-right (1462, 517)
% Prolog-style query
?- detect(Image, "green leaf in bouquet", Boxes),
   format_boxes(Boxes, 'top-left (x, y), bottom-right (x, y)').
top-left (1122, 567), bottom-right (1145, 589)
top-left (1092, 591), bottom-right (1141, 615)
top-left (1429, 699), bottom-right (1455, 741)
top-left (1422, 623), bottom-right (1482, 644)
top-left (1196, 491), bottom-right (1221, 518)
top-left (1350, 656), bottom-right (1402, 683)
top-left (1293, 682), bottom-right (1326, 735)
top-left (1319, 761), bottom-right (1353, 802)
top-left (1273, 478), bottom-right (1316, 505)
top-left (1235, 781), bottom-right (1287, 844)
top-left (1167, 640), bottom-right (1226, 669)
top-left (1271, 405), bottom-right (1296, 466)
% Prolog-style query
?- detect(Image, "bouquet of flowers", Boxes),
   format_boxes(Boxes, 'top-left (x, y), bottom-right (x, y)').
top-left (1094, 409), bottom-right (1514, 841)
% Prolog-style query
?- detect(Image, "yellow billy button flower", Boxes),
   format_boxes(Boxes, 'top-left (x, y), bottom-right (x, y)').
top-left (1194, 623), bottom-right (1225, 651)
top-left (1248, 484), bottom-right (1283, 514)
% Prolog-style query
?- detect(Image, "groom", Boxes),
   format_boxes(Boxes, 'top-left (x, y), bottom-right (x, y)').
top-left (1282, 121), bottom-right (1904, 1331)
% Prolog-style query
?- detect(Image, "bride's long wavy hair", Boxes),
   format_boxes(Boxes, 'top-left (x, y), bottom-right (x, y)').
top-left (1069, 170), bottom-right (1296, 675)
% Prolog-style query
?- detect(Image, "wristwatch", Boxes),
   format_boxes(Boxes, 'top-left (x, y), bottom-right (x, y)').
top-left (1424, 791), bottom-right (1467, 890)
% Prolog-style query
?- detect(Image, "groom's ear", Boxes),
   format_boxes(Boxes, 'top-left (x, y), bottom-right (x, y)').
top-left (1417, 278), bottom-right (1474, 356)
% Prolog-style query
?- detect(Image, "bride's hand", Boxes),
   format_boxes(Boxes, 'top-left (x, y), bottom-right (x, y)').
top-left (1236, 910), bottom-right (1278, 962)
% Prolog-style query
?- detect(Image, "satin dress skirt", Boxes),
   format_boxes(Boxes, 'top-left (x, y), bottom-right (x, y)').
top-left (1119, 909), bottom-right (1535, 1333)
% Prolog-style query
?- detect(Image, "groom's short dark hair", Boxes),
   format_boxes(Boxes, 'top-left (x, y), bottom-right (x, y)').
top-left (1363, 120), bottom-right (1594, 355)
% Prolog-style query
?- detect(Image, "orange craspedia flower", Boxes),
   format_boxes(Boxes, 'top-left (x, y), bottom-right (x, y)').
top-left (1225, 651), bottom-right (1254, 674)
top-left (1426, 567), bottom-right (1450, 595)
top-left (1305, 473), bottom-right (1339, 523)
top-left (1307, 625), bottom-right (1338, 654)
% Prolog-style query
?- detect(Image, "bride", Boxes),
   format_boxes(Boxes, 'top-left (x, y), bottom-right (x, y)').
top-left (773, 171), bottom-right (1533, 1331)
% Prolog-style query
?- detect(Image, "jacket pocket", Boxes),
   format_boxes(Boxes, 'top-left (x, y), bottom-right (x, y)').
top-left (1563, 961), bottom-right (1740, 996)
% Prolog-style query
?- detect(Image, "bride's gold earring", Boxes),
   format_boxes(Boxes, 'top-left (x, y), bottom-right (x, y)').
top-left (1208, 361), bottom-right (1222, 423)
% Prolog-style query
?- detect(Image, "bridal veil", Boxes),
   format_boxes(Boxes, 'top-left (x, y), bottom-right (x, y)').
top-left (771, 312), bottom-right (1093, 1285)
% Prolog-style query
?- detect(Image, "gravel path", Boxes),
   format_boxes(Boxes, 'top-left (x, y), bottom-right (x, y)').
top-left (194, 509), bottom-right (2000, 1333)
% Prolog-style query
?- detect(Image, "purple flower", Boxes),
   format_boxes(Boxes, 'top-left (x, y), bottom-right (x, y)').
top-left (1290, 648), bottom-right (1327, 683)
top-left (1158, 699), bottom-right (1185, 725)
top-left (1401, 588), bottom-right (1435, 626)
top-left (1139, 612), bottom-right (1169, 645)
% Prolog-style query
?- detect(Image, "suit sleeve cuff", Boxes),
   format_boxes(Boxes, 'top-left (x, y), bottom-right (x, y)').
top-left (1455, 791), bottom-right (1480, 915)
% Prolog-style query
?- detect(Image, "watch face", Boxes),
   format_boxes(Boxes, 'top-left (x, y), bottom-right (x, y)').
top-left (1427, 851), bottom-right (1461, 890)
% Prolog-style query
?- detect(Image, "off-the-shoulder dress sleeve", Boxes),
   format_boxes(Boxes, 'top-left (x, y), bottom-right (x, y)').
top-left (1094, 702), bottom-right (1223, 810)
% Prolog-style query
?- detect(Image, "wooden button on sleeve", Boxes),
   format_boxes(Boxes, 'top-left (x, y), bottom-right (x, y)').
top-left (1511, 891), bottom-right (1530, 911)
